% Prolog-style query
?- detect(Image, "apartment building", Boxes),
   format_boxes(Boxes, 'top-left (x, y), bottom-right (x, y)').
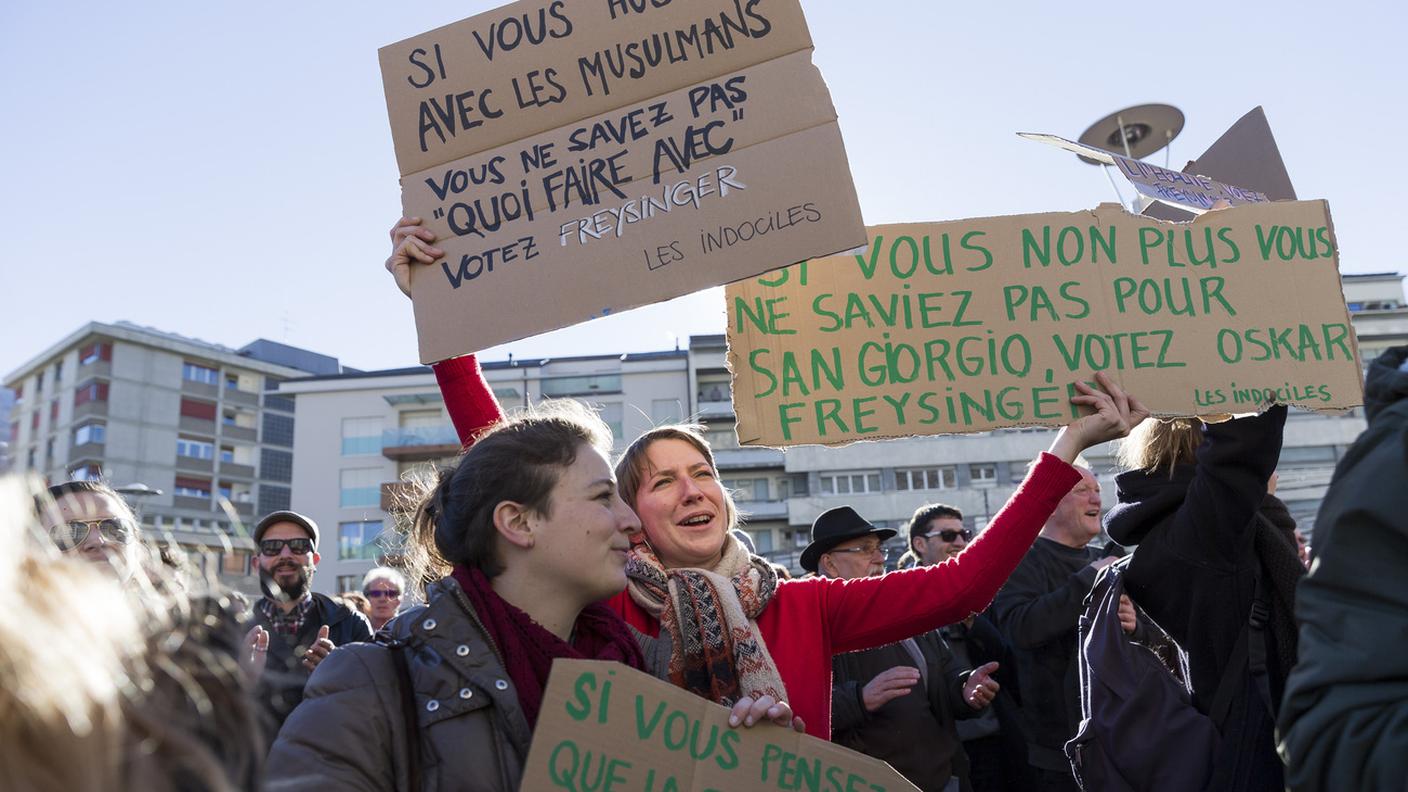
top-left (4, 321), bottom-right (343, 590)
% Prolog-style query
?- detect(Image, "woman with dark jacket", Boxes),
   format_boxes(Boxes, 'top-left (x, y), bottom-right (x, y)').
top-left (267, 402), bottom-right (797, 791)
top-left (1102, 404), bottom-right (1304, 792)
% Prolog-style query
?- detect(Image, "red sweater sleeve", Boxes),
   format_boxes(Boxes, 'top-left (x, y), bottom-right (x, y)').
top-left (820, 452), bottom-right (1081, 654)
top-left (432, 354), bottom-right (505, 447)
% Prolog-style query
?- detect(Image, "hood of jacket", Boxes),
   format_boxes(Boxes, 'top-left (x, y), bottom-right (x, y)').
top-left (1103, 463), bottom-right (1196, 546)
top-left (1364, 347), bottom-right (1408, 423)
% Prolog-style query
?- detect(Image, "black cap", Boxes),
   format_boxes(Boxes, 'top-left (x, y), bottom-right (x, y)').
top-left (800, 506), bottom-right (896, 573)
top-left (254, 510), bottom-right (320, 550)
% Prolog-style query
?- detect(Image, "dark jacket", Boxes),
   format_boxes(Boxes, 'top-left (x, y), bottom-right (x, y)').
top-left (943, 615), bottom-right (1036, 792)
top-left (989, 537), bottom-right (1102, 771)
top-left (251, 591), bottom-right (374, 741)
top-left (832, 631), bottom-right (974, 792)
top-left (1279, 347), bottom-right (1408, 791)
top-left (268, 578), bottom-right (671, 792)
top-left (1104, 404), bottom-right (1296, 792)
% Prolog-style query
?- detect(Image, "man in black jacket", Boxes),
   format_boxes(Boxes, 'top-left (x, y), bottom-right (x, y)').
top-left (1280, 347), bottom-right (1408, 790)
top-left (806, 507), bottom-right (999, 792)
top-left (247, 510), bottom-right (372, 744)
top-left (990, 467), bottom-right (1134, 791)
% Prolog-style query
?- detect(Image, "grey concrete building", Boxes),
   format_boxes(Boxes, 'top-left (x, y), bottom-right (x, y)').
top-left (4, 321), bottom-right (343, 590)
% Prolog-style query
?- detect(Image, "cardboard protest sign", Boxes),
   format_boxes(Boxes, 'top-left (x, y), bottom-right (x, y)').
top-left (725, 201), bottom-right (1363, 447)
top-left (1019, 133), bottom-right (1270, 213)
top-left (379, 0), bottom-right (865, 364)
top-left (523, 659), bottom-right (919, 792)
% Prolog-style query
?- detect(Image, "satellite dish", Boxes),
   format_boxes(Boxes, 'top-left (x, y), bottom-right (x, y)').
top-left (1076, 104), bottom-right (1184, 165)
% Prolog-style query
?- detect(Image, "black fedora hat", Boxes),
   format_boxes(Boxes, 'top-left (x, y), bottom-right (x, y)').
top-left (800, 506), bottom-right (896, 573)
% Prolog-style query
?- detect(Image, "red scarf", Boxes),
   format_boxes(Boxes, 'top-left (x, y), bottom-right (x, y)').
top-left (451, 565), bottom-right (644, 727)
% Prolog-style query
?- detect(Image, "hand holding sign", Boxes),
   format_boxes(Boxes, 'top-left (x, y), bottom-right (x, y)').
top-left (387, 217), bottom-right (444, 298)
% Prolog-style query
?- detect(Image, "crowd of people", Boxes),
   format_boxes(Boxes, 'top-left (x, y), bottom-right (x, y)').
top-left (2, 219), bottom-right (1402, 791)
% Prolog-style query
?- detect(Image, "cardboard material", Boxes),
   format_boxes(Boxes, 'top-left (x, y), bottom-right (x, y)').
top-left (380, 0), bottom-right (865, 364)
top-left (1020, 133), bottom-right (1270, 213)
top-left (522, 659), bottom-right (919, 792)
top-left (726, 201), bottom-right (1363, 447)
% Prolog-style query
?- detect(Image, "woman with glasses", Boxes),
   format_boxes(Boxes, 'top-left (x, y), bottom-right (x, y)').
top-left (38, 480), bottom-right (144, 580)
top-left (361, 566), bottom-right (406, 631)
top-left (387, 218), bottom-right (1152, 740)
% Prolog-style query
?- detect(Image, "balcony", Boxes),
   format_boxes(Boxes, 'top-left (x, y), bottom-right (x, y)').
top-left (224, 388), bottom-right (260, 407)
top-left (173, 495), bottom-right (213, 512)
top-left (220, 462), bottom-right (256, 480)
top-left (179, 416), bottom-right (217, 436)
top-left (69, 441), bottom-right (105, 463)
top-left (73, 401), bottom-right (108, 422)
top-left (78, 359), bottom-right (111, 379)
top-left (175, 456), bottom-right (214, 474)
top-left (381, 425), bottom-right (460, 461)
top-left (181, 380), bottom-right (219, 399)
top-left (714, 447), bottom-right (785, 470)
top-left (540, 373), bottom-right (622, 398)
top-left (736, 498), bottom-right (788, 521)
top-left (221, 424), bottom-right (257, 442)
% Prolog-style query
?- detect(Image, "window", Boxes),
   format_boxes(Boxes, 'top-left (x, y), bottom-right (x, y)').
top-left (26, 447), bottom-right (37, 469)
top-left (704, 425), bottom-right (738, 450)
top-left (895, 466), bottom-right (957, 491)
top-left (45, 438), bottom-right (54, 467)
top-left (261, 448), bottom-right (293, 482)
top-left (263, 413), bottom-right (295, 446)
top-left (49, 398), bottom-right (59, 422)
top-left (74, 380), bottom-right (109, 407)
top-left (183, 363), bottom-right (219, 385)
top-left (174, 476), bottom-right (212, 498)
top-left (336, 575), bottom-right (362, 593)
top-left (652, 398), bottom-right (683, 425)
top-left (80, 342), bottom-right (111, 366)
top-left (263, 377), bottom-right (295, 412)
top-left (339, 519), bottom-right (385, 561)
top-left (540, 373), bottom-right (622, 397)
top-left (696, 373), bottom-right (731, 403)
top-left (225, 374), bottom-right (239, 390)
top-left (258, 484), bottom-right (291, 514)
top-left (970, 463), bottom-right (997, 488)
top-left (179, 398), bottom-right (217, 421)
top-left (723, 478), bottom-right (769, 501)
top-left (177, 438), bottom-right (215, 460)
top-left (36, 371), bottom-right (44, 392)
top-left (341, 417), bottom-right (384, 455)
top-left (340, 468), bottom-right (381, 508)
top-left (597, 403), bottom-right (624, 440)
top-left (70, 463), bottom-right (101, 481)
top-left (220, 445), bottom-right (235, 463)
top-left (222, 550), bottom-right (250, 575)
top-left (73, 423), bottom-right (106, 446)
top-left (217, 482), bottom-right (233, 499)
top-left (748, 529), bottom-right (774, 553)
top-left (53, 362), bottom-right (62, 384)
top-left (820, 471), bottom-right (882, 495)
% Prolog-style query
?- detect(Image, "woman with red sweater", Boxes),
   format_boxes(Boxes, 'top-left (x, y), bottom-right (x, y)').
top-left (389, 218), bottom-right (1150, 739)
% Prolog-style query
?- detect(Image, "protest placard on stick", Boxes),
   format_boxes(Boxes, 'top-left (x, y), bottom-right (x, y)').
top-left (523, 659), bottom-right (919, 792)
top-left (379, 0), bottom-right (865, 364)
top-left (725, 201), bottom-right (1363, 447)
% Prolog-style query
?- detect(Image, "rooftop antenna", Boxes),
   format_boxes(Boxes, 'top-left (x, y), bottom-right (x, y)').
top-left (1075, 104), bottom-right (1184, 211)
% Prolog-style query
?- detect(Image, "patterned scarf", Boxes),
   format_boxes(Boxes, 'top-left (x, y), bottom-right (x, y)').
top-left (625, 535), bottom-right (788, 706)
top-left (256, 594), bottom-right (314, 636)
top-left (451, 565), bottom-right (645, 728)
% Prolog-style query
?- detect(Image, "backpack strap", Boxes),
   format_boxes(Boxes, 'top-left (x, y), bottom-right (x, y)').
top-left (1207, 566), bottom-right (1275, 728)
top-left (384, 637), bottom-right (423, 791)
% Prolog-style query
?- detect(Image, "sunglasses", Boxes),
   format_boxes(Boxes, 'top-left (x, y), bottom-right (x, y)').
top-left (921, 528), bottom-right (973, 543)
top-left (829, 543), bottom-right (889, 559)
top-left (259, 537), bottom-right (314, 556)
top-left (365, 589), bottom-right (401, 600)
top-left (50, 517), bottom-right (136, 549)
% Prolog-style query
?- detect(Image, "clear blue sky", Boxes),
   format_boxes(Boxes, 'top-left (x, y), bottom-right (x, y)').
top-left (2, 0), bottom-right (1400, 376)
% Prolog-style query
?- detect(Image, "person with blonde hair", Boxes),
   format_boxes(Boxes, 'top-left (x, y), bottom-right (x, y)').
top-left (1103, 406), bottom-right (1302, 792)
top-left (7, 476), bottom-right (262, 791)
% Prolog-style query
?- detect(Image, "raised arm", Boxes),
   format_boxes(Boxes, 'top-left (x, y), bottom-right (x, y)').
top-left (821, 372), bottom-right (1148, 654)
top-left (386, 217), bottom-right (506, 447)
